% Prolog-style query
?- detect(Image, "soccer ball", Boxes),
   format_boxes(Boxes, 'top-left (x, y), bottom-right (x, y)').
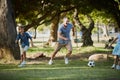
top-left (88, 60), bottom-right (95, 67)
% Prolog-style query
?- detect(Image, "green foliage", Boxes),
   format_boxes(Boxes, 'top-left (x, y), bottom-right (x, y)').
top-left (11, 0), bottom-right (120, 32)
top-left (91, 10), bottom-right (115, 24)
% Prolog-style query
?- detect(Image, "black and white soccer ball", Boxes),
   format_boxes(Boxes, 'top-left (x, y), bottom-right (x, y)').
top-left (88, 60), bottom-right (95, 67)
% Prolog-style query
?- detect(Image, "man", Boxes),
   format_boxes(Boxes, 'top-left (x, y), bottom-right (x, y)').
top-left (16, 26), bottom-right (33, 67)
top-left (48, 17), bottom-right (74, 65)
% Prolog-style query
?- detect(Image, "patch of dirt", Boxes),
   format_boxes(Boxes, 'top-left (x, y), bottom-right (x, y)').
top-left (27, 53), bottom-right (114, 64)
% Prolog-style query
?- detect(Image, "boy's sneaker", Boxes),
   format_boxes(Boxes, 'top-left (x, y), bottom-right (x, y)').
top-left (111, 64), bottom-right (115, 69)
top-left (21, 61), bottom-right (26, 65)
top-left (18, 64), bottom-right (24, 67)
top-left (48, 59), bottom-right (53, 65)
top-left (116, 65), bottom-right (120, 70)
top-left (64, 57), bottom-right (69, 64)
top-left (18, 61), bottom-right (26, 67)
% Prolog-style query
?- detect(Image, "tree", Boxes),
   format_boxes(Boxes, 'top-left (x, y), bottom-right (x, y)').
top-left (0, 0), bottom-right (20, 62)
top-left (74, 8), bottom-right (94, 46)
top-left (88, 0), bottom-right (120, 28)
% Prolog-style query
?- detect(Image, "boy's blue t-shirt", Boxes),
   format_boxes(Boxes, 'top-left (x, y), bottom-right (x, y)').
top-left (16, 32), bottom-right (32, 47)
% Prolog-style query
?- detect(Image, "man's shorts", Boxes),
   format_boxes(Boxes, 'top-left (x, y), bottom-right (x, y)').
top-left (54, 41), bottom-right (72, 52)
top-left (20, 45), bottom-right (29, 55)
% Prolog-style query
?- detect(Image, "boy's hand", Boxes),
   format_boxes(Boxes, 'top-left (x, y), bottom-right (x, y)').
top-left (15, 40), bottom-right (18, 44)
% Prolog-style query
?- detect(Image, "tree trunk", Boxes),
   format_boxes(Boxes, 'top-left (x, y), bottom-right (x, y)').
top-left (74, 8), bottom-right (94, 47)
top-left (0, 0), bottom-right (20, 62)
top-left (46, 16), bottom-right (60, 46)
top-left (101, 24), bottom-right (109, 38)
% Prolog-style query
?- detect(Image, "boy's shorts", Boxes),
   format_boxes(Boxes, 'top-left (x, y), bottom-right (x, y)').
top-left (20, 45), bottom-right (29, 55)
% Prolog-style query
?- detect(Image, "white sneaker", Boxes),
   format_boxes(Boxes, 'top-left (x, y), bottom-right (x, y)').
top-left (111, 64), bottom-right (115, 69)
top-left (116, 65), bottom-right (120, 70)
top-left (18, 64), bottom-right (24, 67)
top-left (18, 61), bottom-right (26, 67)
top-left (21, 61), bottom-right (26, 65)
top-left (64, 57), bottom-right (69, 64)
top-left (48, 59), bottom-right (53, 65)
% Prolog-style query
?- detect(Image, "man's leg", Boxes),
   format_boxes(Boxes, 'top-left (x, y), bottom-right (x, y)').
top-left (48, 43), bottom-right (63, 65)
top-left (64, 41), bottom-right (72, 64)
top-left (50, 50), bottom-right (59, 60)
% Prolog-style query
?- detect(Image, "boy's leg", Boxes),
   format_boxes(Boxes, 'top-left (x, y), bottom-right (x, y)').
top-left (115, 55), bottom-right (119, 69)
top-left (112, 55), bottom-right (119, 69)
top-left (20, 55), bottom-right (23, 63)
top-left (23, 51), bottom-right (26, 61)
top-left (22, 46), bottom-right (29, 62)
top-left (20, 46), bottom-right (29, 66)
top-left (20, 46), bottom-right (24, 64)
top-left (116, 57), bottom-right (120, 70)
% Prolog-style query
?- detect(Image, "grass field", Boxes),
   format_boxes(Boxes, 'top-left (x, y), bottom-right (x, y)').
top-left (0, 42), bottom-right (120, 80)
top-left (0, 60), bottom-right (120, 80)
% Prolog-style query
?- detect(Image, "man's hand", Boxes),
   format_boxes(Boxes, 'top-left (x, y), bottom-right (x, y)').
top-left (64, 37), bottom-right (68, 41)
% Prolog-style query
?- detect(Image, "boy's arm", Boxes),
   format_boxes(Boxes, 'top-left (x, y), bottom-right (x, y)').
top-left (15, 34), bottom-right (20, 44)
top-left (72, 26), bottom-right (75, 37)
top-left (30, 37), bottom-right (34, 47)
top-left (26, 32), bottom-right (34, 47)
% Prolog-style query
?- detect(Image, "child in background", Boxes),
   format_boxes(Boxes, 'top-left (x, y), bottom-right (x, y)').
top-left (16, 26), bottom-right (33, 67)
top-left (109, 33), bottom-right (120, 70)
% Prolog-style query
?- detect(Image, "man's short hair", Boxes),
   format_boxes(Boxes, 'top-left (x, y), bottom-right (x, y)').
top-left (63, 17), bottom-right (69, 23)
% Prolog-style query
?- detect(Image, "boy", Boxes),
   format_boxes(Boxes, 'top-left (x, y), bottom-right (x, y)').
top-left (16, 26), bottom-right (33, 67)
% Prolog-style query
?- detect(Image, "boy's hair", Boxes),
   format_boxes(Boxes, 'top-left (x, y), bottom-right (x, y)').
top-left (19, 26), bottom-right (24, 29)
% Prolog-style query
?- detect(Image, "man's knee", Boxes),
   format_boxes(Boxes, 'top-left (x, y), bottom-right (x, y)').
top-left (68, 50), bottom-right (72, 54)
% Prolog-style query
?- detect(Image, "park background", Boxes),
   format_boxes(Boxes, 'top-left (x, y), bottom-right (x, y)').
top-left (0, 0), bottom-right (120, 80)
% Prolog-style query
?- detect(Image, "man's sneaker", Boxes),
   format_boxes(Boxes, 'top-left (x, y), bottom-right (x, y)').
top-left (111, 64), bottom-right (115, 69)
top-left (116, 65), bottom-right (120, 70)
top-left (64, 57), bottom-right (69, 64)
top-left (48, 59), bottom-right (53, 65)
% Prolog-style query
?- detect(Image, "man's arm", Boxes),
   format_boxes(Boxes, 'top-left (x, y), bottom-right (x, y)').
top-left (72, 26), bottom-right (75, 37)
top-left (58, 32), bottom-right (68, 40)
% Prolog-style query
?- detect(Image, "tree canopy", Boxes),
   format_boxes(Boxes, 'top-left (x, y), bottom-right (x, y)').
top-left (11, 0), bottom-right (120, 29)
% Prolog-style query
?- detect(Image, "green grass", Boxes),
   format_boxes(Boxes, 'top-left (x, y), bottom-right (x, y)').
top-left (27, 46), bottom-right (112, 57)
top-left (0, 60), bottom-right (120, 80)
top-left (0, 43), bottom-right (118, 80)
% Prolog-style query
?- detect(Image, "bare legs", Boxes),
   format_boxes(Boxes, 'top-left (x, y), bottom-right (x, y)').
top-left (112, 55), bottom-right (120, 70)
